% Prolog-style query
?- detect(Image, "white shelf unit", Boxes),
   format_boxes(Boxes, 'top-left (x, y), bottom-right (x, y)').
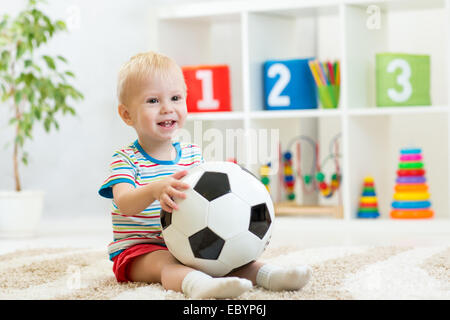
top-left (156, 0), bottom-right (450, 221)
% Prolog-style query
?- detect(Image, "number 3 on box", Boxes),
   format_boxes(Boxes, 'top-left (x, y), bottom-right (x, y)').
top-left (387, 58), bottom-right (412, 103)
top-left (196, 69), bottom-right (219, 110)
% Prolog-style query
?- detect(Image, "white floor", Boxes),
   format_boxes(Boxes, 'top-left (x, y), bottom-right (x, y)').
top-left (1, 216), bottom-right (450, 255)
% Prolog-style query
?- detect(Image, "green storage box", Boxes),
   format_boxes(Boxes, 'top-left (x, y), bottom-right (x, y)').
top-left (376, 53), bottom-right (431, 107)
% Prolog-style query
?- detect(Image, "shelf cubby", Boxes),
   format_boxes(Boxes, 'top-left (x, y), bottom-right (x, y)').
top-left (157, 13), bottom-right (244, 112)
top-left (342, 0), bottom-right (449, 109)
top-left (246, 5), bottom-right (341, 111)
top-left (247, 116), bottom-right (342, 209)
top-left (347, 112), bottom-right (449, 219)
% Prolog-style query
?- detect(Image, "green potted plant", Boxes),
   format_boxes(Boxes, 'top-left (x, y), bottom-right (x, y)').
top-left (0, 0), bottom-right (83, 237)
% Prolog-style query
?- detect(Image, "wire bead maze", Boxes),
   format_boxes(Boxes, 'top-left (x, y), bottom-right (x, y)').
top-left (277, 133), bottom-right (342, 201)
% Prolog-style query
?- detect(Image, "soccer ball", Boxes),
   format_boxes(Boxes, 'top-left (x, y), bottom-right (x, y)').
top-left (160, 161), bottom-right (275, 277)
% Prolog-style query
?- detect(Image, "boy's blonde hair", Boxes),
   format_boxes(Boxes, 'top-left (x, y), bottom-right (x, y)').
top-left (117, 51), bottom-right (186, 105)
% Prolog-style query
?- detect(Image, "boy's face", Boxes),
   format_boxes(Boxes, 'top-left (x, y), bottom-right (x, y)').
top-left (120, 70), bottom-right (187, 143)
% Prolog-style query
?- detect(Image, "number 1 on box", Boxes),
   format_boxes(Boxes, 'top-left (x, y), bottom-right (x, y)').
top-left (196, 69), bottom-right (219, 110)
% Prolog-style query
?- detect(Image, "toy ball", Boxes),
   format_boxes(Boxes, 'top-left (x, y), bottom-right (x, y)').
top-left (160, 161), bottom-right (275, 277)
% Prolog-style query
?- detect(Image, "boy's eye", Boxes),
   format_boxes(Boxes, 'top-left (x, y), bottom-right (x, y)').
top-left (146, 98), bottom-right (158, 104)
top-left (172, 95), bottom-right (181, 101)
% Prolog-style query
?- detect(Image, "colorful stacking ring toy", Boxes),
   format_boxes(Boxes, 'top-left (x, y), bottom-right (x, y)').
top-left (400, 154), bottom-right (422, 161)
top-left (361, 189), bottom-right (376, 196)
top-left (357, 176), bottom-right (380, 218)
top-left (391, 209), bottom-right (434, 219)
top-left (396, 176), bottom-right (426, 184)
top-left (393, 192), bottom-right (430, 201)
top-left (395, 184), bottom-right (428, 192)
top-left (391, 201), bottom-right (431, 209)
top-left (359, 202), bottom-right (378, 208)
top-left (400, 148), bottom-right (422, 154)
top-left (399, 162), bottom-right (423, 169)
top-left (396, 169), bottom-right (425, 176)
top-left (358, 212), bottom-right (380, 218)
top-left (359, 196), bottom-right (377, 204)
top-left (391, 147), bottom-right (433, 219)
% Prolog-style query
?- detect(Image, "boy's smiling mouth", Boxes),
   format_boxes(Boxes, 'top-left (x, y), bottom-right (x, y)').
top-left (157, 120), bottom-right (177, 129)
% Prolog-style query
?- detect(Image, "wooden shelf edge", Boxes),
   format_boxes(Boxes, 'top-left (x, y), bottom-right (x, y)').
top-left (274, 202), bottom-right (344, 219)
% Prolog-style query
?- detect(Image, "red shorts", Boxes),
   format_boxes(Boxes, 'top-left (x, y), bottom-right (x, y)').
top-left (112, 243), bottom-right (168, 282)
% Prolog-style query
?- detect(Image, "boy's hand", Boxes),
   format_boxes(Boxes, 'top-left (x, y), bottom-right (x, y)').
top-left (154, 170), bottom-right (190, 212)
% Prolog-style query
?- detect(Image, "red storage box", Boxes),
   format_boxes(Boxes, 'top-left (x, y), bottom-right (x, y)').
top-left (182, 65), bottom-right (231, 113)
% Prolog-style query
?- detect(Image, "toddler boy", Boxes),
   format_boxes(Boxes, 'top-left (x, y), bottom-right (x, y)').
top-left (99, 51), bottom-right (311, 299)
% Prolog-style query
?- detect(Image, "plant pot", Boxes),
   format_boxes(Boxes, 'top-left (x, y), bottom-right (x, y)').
top-left (0, 190), bottom-right (45, 237)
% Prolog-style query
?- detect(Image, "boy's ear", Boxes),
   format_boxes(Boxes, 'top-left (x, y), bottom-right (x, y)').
top-left (118, 104), bottom-right (133, 126)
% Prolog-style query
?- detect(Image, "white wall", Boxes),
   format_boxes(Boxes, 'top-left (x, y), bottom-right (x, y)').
top-left (0, 0), bottom-right (163, 218)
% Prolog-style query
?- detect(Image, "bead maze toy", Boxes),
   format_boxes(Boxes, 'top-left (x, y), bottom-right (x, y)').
top-left (390, 148), bottom-right (434, 219)
top-left (268, 133), bottom-right (343, 218)
top-left (282, 134), bottom-right (342, 200)
top-left (260, 162), bottom-right (271, 193)
top-left (357, 176), bottom-right (380, 218)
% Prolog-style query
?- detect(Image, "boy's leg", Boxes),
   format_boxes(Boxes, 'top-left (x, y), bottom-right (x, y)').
top-left (227, 260), bottom-right (264, 285)
top-left (127, 250), bottom-right (252, 298)
top-left (127, 249), bottom-right (192, 291)
top-left (228, 260), bottom-right (312, 291)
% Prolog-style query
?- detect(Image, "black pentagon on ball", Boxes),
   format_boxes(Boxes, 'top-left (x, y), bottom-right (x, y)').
top-left (194, 171), bottom-right (231, 202)
top-left (189, 227), bottom-right (225, 260)
top-left (249, 203), bottom-right (272, 239)
top-left (160, 209), bottom-right (172, 230)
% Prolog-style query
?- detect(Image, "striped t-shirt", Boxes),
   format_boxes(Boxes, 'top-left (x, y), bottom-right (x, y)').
top-left (98, 140), bottom-right (204, 260)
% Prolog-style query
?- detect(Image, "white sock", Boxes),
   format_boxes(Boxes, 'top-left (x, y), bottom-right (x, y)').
top-left (181, 270), bottom-right (253, 299)
top-left (256, 264), bottom-right (312, 291)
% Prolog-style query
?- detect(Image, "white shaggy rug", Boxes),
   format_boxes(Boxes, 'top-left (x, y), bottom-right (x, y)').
top-left (0, 244), bottom-right (448, 300)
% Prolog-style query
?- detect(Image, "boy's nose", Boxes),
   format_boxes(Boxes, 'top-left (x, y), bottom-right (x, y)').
top-left (160, 101), bottom-right (175, 114)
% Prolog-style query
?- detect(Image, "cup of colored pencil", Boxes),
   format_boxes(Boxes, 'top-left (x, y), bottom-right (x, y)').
top-left (308, 59), bottom-right (340, 109)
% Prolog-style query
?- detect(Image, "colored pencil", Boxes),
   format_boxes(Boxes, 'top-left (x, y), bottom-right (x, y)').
top-left (318, 61), bottom-right (329, 85)
top-left (333, 61), bottom-right (337, 84)
top-left (336, 60), bottom-right (340, 85)
top-left (316, 60), bottom-right (325, 86)
top-left (315, 60), bottom-right (326, 86)
top-left (322, 62), bottom-right (328, 81)
top-left (327, 61), bottom-right (335, 85)
top-left (308, 60), bottom-right (322, 86)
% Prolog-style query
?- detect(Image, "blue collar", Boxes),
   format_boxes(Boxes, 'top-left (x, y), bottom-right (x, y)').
top-left (133, 140), bottom-right (181, 165)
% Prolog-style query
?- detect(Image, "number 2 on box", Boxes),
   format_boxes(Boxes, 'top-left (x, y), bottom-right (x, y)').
top-left (196, 69), bottom-right (219, 110)
top-left (387, 58), bottom-right (412, 103)
top-left (268, 63), bottom-right (291, 107)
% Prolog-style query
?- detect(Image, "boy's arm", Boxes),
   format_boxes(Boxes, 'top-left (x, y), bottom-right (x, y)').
top-left (112, 170), bottom-right (190, 216)
top-left (112, 182), bottom-right (158, 216)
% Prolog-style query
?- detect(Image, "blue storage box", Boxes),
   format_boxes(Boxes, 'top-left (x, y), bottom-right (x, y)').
top-left (263, 58), bottom-right (318, 110)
